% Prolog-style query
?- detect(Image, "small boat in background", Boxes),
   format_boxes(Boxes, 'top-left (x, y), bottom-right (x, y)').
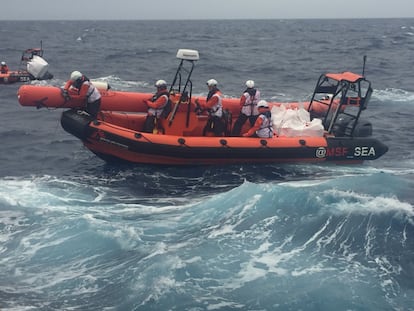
top-left (17, 49), bottom-right (388, 165)
top-left (0, 42), bottom-right (53, 84)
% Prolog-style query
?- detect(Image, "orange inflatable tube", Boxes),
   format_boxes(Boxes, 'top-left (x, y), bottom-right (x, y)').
top-left (17, 84), bottom-right (320, 114)
top-left (17, 85), bottom-right (153, 111)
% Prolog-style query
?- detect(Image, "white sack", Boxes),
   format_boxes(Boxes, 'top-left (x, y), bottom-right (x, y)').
top-left (271, 104), bottom-right (324, 137)
top-left (26, 55), bottom-right (49, 79)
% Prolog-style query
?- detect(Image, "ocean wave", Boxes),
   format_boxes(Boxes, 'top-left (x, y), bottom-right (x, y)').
top-left (373, 88), bottom-right (414, 103)
top-left (2, 19), bottom-right (414, 311)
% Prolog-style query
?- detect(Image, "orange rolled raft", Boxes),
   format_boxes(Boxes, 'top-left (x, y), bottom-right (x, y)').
top-left (17, 85), bottom-right (153, 112)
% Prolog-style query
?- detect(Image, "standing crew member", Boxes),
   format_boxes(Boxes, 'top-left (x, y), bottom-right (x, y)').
top-left (195, 79), bottom-right (225, 136)
top-left (231, 80), bottom-right (260, 136)
top-left (242, 100), bottom-right (274, 138)
top-left (1, 61), bottom-right (9, 74)
top-left (63, 71), bottom-right (101, 119)
top-left (143, 79), bottom-right (170, 133)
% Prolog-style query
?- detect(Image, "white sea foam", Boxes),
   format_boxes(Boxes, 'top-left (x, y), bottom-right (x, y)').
top-left (95, 75), bottom-right (150, 91)
top-left (207, 193), bottom-right (262, 238)
top-left (373, 88), bottom-right (414, 103)
top-left (324, 189), bottom-right (414, 218)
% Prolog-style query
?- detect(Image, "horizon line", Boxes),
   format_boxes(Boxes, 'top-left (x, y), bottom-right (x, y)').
top-left (1, 16), bottom-right (414, 22)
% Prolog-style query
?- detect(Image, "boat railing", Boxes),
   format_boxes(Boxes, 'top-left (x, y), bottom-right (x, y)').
top-left (308, 72), bottom-right (373, 137)
top-left (167, 49), bottom-right (199, 128)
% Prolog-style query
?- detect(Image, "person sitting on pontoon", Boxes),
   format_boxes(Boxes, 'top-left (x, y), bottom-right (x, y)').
top-left (0, 61), bottom-right (9, 74)
top-left (242, 100), bottom-right (274, 138)
top-left (143, 79), bottom-right (170, 133)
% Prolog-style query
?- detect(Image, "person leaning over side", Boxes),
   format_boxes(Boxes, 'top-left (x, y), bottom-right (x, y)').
top-left (195, 79), bottom-right (225, 136)
top-left (1, 61), bottom-right (9, 74)
top-left (231, 80), bottom-right (260, 136)
top-left (242, 100), bottom-right (274, 138)
top-left (63, 71), bottom-right (101, 119)
top-left (143, 79), bottom-right (170, 133)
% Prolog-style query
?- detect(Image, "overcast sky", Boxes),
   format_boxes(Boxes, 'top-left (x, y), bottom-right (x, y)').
top-left (2, 0), bottom-right (413, 20)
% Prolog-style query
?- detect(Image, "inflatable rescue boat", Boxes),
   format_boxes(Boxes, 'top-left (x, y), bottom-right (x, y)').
top-left (17, 49), bottom-right (388, 165)
top-left (0, 45), bottom-right (53, 84)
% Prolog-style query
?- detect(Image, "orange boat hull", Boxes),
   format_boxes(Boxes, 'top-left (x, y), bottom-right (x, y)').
top-left (1, 71), bottom-right (32, 84)
top-left (60, 110), bottom-right (388, 165)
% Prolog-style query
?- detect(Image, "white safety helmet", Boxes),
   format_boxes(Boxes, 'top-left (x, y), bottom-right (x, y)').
top-left (206, 79), bottom-right (218, 87)
top-left (1, 61), bottom-right (6, 66)
top-left (155, 79), bottom-right (167, 87)
top-left (70, 70), bottom-right (83, 81)
top-left (257, 100), bottom-right (269, 108)
top-left (245, 80), bottom-right (255, 88)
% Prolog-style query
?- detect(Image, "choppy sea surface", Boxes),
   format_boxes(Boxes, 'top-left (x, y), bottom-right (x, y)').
top-left (1, 19), bottom-right (414, 310)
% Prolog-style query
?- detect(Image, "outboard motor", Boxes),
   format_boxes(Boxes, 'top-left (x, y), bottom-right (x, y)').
top-left (61, 109), bottom-right (93, 140)
top-left (26, 55), bottom-right (53, 80)
top-left (332, 114), bottom-right (372, 137)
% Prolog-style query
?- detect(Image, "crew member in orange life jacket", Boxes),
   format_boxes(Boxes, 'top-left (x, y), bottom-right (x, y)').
top-left (63, 71), bottom-right (101, 119)
top-left (231, 79), bottom-right (260, 136)
top-left (143, 79), bottom-right (170, 133)
top-left (1, 61), bottom-right (9, 74)
top-left (242, 100), bottom-right (274, 138)
top-left (195, 79), bottom-right (225, 136)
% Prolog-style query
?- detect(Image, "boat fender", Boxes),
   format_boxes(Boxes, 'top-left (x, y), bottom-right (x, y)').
top-left (178, 138), bottom-right (186, 145)
top-left (91, 80), bottom-right (111, 91)
top-left (220, 139), bottom-right (227, 146)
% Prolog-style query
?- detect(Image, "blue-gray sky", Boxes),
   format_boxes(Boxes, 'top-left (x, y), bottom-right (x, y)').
top-left (2, 0), bottom-right (413, 20)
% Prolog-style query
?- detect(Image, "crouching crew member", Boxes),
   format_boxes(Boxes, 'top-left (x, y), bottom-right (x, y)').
top-left (242, 100), bottom-right (274, 138)
top-left (64, 71), bottom-right (101, 119)
top-left (143, 79), bottom-right (170, 133)
top-left (195, 79), bottom-right (225, 136)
